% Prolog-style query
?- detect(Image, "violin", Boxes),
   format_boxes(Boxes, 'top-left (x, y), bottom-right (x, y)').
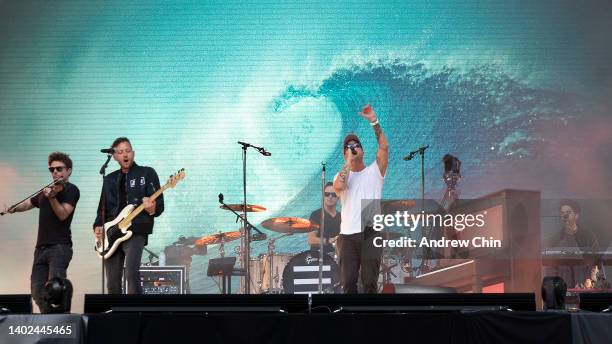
top-left (44, 179), bottom-right (66, 198)
top-left (1, 178), bottom-right (65, 215)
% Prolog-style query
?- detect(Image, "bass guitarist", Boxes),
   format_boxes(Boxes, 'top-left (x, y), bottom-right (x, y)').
top-left (93, 137), bottom-right (164, 294)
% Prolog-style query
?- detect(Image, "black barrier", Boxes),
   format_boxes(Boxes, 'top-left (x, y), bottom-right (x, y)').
top-left (0, 295), bottom-right (32, 314)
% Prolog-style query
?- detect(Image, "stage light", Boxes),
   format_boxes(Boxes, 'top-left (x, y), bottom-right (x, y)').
top-left (43, 277), bottom-right (73, 313)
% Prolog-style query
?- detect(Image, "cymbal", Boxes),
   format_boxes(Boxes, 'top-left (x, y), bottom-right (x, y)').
top-left (381, 199), bottom-right (417, 213)
top-left (220, 204), bottom-right (267, 212)
top-left (261, 217), bottom-right (319, 233)
top-left (195, 231), bottom-right (242, 246)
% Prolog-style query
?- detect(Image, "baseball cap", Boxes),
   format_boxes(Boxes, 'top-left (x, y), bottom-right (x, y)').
top-left (343, 133), bottom-right (361, 151)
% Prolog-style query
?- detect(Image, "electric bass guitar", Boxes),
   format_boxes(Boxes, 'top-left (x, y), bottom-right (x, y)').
top-left (95, 168), bottom-right (185, 259)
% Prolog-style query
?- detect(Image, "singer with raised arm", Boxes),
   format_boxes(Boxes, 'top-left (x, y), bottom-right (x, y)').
top-left (93, 137), bottom-right (164, 294)
top-left (333, 104), bottom-right (389, 293)
top-left (2, 152), bottom-right (80, 313)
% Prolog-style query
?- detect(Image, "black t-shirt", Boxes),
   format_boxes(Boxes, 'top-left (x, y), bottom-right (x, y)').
top-left (118, 172), bottom-right (128, 210)
top-left (30, 182), bottom-right (80, 247)
top-left (309, 208), bottom-right (341, 251)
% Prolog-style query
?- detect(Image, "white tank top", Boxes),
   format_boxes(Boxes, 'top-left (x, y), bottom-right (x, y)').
top-left (334, 161), bottom-right (384, 235)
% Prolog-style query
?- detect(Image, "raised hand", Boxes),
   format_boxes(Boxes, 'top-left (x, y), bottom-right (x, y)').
top-left (359, 104), bottom-right (377, 123)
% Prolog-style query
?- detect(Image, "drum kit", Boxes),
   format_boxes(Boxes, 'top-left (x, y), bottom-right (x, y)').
top-left (193, 199), bottom-right (419, 294)
top-left (191, 203), bottom-right (341, 294)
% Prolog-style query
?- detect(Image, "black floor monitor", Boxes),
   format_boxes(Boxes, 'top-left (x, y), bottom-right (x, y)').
top-left (311, 293), bottom-right (536, 312)
top-left (84, 294), bottom-right (308, 313)
top-left (0, 294), bottom-right (32, 314)
top-left (579, 293), bottom-right (612, 312)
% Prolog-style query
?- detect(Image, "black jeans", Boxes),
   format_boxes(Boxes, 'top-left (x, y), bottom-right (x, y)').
top-left (104, 234), bottom-right (146, 294)
top-left (337, 227), bottom-right (382, 294)
top-left (31, 244), bottom-right (73, 313)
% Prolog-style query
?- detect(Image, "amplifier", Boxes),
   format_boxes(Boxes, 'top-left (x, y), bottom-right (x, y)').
top-left (124, 266), bottom-right (187, 294)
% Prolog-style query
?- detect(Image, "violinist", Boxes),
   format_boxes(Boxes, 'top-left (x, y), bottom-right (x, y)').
top-left (2, 152), bottom-right (80, 313)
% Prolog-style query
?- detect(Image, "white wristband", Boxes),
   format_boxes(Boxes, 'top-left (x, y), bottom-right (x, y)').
top-left (370, 119), bottom-right (379, 126)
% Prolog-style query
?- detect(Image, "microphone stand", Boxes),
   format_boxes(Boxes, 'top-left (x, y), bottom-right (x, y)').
top-left (404, 145), bottom-right (428, 209)
top-left (99, 154), bottom-right (112, 294)
top-left (231, 139), bottom-right (270, 295)
top-left (240, 142), bottom-right (250, 294)
top-left (404, 145), bottom-right (429, 273)
top-left (318, 163), bottom-right (326, 294)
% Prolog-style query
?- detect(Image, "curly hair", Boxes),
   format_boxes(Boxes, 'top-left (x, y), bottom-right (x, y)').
top-left (48, 152), bottom-right (73, 169)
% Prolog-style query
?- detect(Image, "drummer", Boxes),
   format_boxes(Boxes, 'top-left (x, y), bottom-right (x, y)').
top-left (308, 182), bottom-right (341, 255)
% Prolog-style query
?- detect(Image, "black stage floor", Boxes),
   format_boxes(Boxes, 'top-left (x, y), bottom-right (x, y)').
top-left (3, 293), bottom-right (612, 344)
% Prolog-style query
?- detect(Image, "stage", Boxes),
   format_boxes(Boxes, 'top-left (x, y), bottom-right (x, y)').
top-left (4, 311), bottom-right (612, 344)
top-left (2, 292), bottom-right (612, 344)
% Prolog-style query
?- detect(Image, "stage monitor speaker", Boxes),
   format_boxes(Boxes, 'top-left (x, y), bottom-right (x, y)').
top-left (84, 294), bottom-right (308, 313)
top-left (311, 293), bottom-right (536, 312)
top-left (0, 294), bottom-right (32, 314)
top-left (124, 266), bottom-right (187, 295)
top-left (579, 293), bottom-right (612, 312)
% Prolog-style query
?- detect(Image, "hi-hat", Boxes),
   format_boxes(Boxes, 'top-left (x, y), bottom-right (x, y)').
top-left (220, 204), bottom-right (267, 212)
top-left (261, 217), bottom-right (319, 233)
top-left (195, 231), bottom-right (242, 246)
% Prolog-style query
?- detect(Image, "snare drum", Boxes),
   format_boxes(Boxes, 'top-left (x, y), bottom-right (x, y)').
top-left (261, 253), bottom-right (293, 292)
top-left (282, 250), bottom-right (340, 294)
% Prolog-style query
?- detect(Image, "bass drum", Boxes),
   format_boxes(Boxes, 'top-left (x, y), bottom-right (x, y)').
top-left (261, 253), bottom-right (293, 293)
top-left (282, 250), bottom-right (340, 294)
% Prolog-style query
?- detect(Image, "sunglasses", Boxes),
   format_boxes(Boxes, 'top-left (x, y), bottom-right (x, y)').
top-left (48, 166), bottom-right (66, 173)
top-left (344, 143), bottom-right (362, 150)
top-left (324, 192), bottom-right (337, 198)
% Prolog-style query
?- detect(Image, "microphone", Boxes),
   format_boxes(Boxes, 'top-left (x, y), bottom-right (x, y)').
top-left (218, 193), bottom-right (224, 204)
top-left (100, 148), bottom-right (115, 154)
top-left (237, 141), bottom-right (271, 156)
top-left (403, 145), bottom-right (430, 160)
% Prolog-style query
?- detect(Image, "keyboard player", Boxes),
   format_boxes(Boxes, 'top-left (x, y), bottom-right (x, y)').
top-left (543, 199), bottom-right (607, 289)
